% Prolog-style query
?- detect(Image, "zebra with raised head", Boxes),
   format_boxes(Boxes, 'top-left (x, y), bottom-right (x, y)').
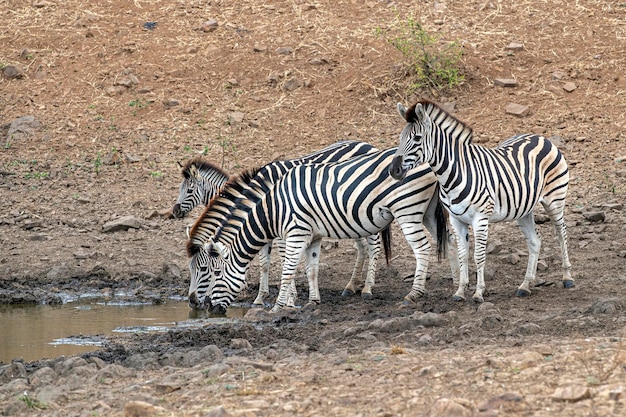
top-left (175, 141), bottom-right (387, 308)
top-left (388, 100), bottom-right (573, 302)
top-left (187, 147), bottom-right (451, 315)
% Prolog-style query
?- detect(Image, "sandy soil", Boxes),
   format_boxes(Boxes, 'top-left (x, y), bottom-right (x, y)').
top-left (1, 0), bottom-right (625, 416)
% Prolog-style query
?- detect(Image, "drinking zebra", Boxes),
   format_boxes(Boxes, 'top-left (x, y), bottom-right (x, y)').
top-left (187, 147), bottom-right (451, 315)
top-left (389, 100), bottom-right (573, 302)
top-left (174, 141), bottom-right (387, 308)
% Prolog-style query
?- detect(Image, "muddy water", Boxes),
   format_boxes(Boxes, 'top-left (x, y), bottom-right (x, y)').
top-left (0, 298), bottom-right (247, 363)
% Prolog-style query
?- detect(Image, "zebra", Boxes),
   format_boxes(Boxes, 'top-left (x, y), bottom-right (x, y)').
top-left (388, 100), bottom-right (573, 302)
top-left (175, 141), bottom-right (386, 308)
top-left (187, 147), bottom-right (450, 315)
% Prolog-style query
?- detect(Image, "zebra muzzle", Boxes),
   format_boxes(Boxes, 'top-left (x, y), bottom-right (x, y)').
top-left (389, 156), bottom-right (407, 180)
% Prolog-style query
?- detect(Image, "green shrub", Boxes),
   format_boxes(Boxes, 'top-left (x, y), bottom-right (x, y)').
top-left (379, 16), bottom-right (464, 91)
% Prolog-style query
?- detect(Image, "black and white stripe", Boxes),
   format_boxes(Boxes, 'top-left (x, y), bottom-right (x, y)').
top-left (181, 141), bottom-right (386, 309)
top-left (389, 100), bottom-right (573, 302)
top-left (188, 147), bottom-right (448, 314)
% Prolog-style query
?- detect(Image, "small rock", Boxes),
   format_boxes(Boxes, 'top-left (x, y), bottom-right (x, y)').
top-left (283, 77), bottom-right (302, 92)
top-left (204, 406), bottom-right (232, 417)
top-left (230, 338), bottom-right (253, 350)
top-left (505, 42), bottom-right (524, 51)
top-left (583, 211), bottom-right (605, 222)
top-left (105, 85), bottom-right (127, 96)
top-left (163, 98), bottom-right (180, 108)
top-left (552, 71), bottom-right (566, 80)
top-left (537, 259), bottom-right (548, 271)
top-left (2, 65), bottom-right (25, 79)
top-left (202, 19), bottom-right (218, 32)
top-left (0, 361), bottom-right (27, 383)
top-left (430, 398), bottom-right (474, 417)
top-left (227, 112), bottom-right (245, 124)
top-left (504, 253), bottom-right (520, 265)
top-left (562, 82), bottom-right (577, 92)
top-left (7, 115), bottom-right (42, 141)
top-left (124, 400), bottom-right (170, 417)
top-left (551, 385), bottom-right (591, 402)
top-left (505, 103), bottom-right (530, 117)
top-left (478, 392), bottom-right (526, 412)
top-left (413, 312), bottom-right (444, 327)
top-left (253, 44), bottom-right (267, 52)
top-left (102, 215), bottom-right (143, 232)
top-left (493, 78), bottom-right (517, 87)
top-left (276, 47), bottom-right (293, 55)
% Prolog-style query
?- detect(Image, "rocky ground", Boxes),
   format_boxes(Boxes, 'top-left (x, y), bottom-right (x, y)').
top-left (1, 0), bottom-right (626, 416)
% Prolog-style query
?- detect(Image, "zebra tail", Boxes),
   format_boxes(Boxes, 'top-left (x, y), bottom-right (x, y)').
top-left (435, 199), bottom-right (448, 262)
top-left (381, 225), bottom-right (392, 265)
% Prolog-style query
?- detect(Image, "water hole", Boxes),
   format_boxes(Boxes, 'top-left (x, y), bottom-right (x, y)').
top-left (0, 298), bottom-right (248, 364)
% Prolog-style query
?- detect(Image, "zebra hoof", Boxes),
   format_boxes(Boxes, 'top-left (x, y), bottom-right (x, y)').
top-left (563, 280), bottom-right (575, 289)
top-left (452, 295), bottom-right (465, 302)
top-left (341, 289), bottom-right (355, 298)
top-left (516, 288), bottom-right (531, 297)
top-left (472, 295), bottom-right (484, 303)
top-left (361, 292), bottom-right (373, 300)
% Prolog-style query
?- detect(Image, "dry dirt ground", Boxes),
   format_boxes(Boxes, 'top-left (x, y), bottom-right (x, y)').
top-left (1, 0), bottom-right (626, 416)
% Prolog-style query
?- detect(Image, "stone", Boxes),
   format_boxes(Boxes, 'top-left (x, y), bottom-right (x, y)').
top-left (430, 398), bottom-right (474, 417)
top-left (105, 85), bottom-right (127, 96)
top-left (7, 115), bottom-right (42, 141)
top-left (102, 215), bottom-right (143, 232)
top-left (231, 338), bottom-right (253, 350)
top-left (0, 361), bottom-right (27, 383)
top-left (124, 400), bottom-right (170, 417)
top-left (227, 112), bottom-right (245, 124)
top-left (478, 392), bottom-right (526, 412)
top-left (505, 103), bottom-right (530, 117)
top-left (276, 47), bottom-right (293, 55)
top-left (551, 385), bottom-right (591, 402)
top-left (253, 44), bottom-right (267, 52)
top-left (413, 312), bottom-right (444, 327)
top-left (505, 42), bottom-right (524, 51)
top-left (202, 19), bottom-right (218, 32)
top-left (204, 406), bottom-right (233, 417)
top-left (562, 82), bottom-right (577, 92)
top-left (2, 65), bottom-right (25, 79)
top-left (283, 77), bottom-right (302, 91)
top-left (583, 211), bottom-right (605, 222)
top-left (493, 78), bottom-right (517, 87)
top-left (28, 366), bottom-right (59, 387)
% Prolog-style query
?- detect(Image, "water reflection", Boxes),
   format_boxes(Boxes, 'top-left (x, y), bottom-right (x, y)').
top-left (0, 299), bottom-right (248, 364)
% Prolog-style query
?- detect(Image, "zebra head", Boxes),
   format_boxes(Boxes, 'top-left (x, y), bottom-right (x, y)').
top-left (173, 163), bottom-right (204, 218)
top-left (389, 102), bottom-right (433, 180)
top-left (188, 239), bottom-right (244, 315)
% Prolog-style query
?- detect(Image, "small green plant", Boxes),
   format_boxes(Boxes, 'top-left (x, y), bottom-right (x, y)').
top-left (202, 145), bottom-right (210, 156)
top-left (379, 15), bottom-right (464, 91)
top-left (24, 171), bottom-right (49, 179)
top-left (183, 145), bottom-right (193, 153)
top-left (150, 171), bottom-right (163, 178)
top-left (18, 392), bottom-right (47, 409)
top-left (94, 152), bottom-right (103, 173)
top-left (129, 98), bottom-right (150, 116)
top-left (217, 136), bottom-right (236, 168)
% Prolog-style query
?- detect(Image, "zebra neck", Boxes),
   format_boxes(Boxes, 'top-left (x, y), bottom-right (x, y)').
top-left (216, 206), bottom-right (273, 265)
top-left (429, 126), bottom-right (475, 190)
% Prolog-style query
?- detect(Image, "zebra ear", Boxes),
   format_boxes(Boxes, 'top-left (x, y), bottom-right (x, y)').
top-left (214, 241), bottom-right (230, 259)
top-left (414, 103), bottom-right (432, 129)
top-left (397, 103), bottom-right (409, 121)
top-left (189, 164), bottom-right (201, 180)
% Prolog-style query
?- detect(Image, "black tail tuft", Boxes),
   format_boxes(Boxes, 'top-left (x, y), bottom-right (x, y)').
top-left (381, 225), bottom-right (392, 265)
top-left (435, 200), bottom-right (448, 261)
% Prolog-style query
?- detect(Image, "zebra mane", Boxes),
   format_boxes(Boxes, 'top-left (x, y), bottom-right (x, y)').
top-left (186, 166), bottom-right (265, 257)
top-left (181, 157), bottom-right (230, 181)
top-left (410, 100), bottom-right (474, 144)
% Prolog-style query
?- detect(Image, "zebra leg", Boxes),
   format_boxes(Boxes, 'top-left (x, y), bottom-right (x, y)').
top-left (303, 238), bottom-right (323, 308)
top-left (361, 234), bottom-right (381, 299)
top-left (471, 217), bottom-right (490, 303)
top-left (450, 217), bottom-right (470, 301)
top-left (341, 237), bottom-right (368, 297)
top-left (395, 219), bottom-right (431, 303)
top-left (516, 213), bottom-right (541, 297)
top-left (270, 236), bottom-right (310, 313)
top-left (543, 201), bottom-right (574, 289)
top-left (422, 198), bottom-right (460, 287)
top-left (252, 242), bottom-right (272, 307)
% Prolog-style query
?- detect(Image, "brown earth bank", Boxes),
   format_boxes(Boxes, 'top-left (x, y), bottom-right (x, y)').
top-left (1, 0), bottom-right (626, 416)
